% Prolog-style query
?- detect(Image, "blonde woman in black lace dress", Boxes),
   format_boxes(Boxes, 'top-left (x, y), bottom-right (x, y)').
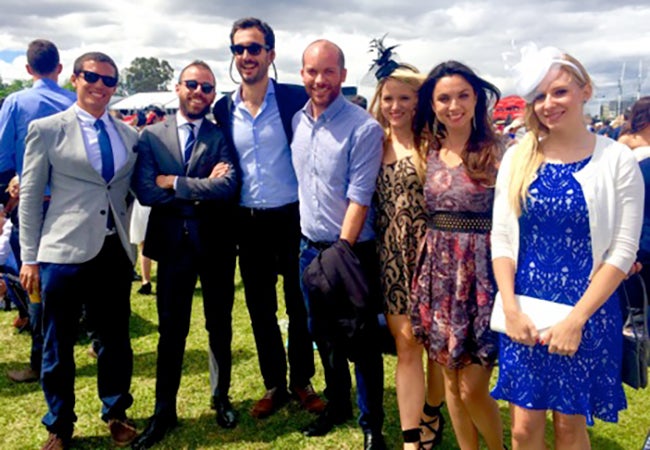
top-left (371, 64), bottom-right (445, 449)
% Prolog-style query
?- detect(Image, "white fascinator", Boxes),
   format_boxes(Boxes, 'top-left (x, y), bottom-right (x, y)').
top-left (506, 43), bottom-right (582, 103)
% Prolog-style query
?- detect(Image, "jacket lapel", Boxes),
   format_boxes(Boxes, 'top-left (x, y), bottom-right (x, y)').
top-left (164, 116), bottom-right (184, 169)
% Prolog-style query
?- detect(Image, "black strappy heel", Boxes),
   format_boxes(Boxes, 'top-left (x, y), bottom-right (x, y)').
top-left (419, 402), bottom-right (445, 449)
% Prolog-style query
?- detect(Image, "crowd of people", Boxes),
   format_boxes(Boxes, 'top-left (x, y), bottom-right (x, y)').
top-left (0, 17), bottom-right (648, 450)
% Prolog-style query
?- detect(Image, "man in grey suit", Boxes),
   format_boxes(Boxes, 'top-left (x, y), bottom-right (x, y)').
top-left (19, 52), bottom-right (138, 450)
top-left (132, 60), bottom-right (239, 450)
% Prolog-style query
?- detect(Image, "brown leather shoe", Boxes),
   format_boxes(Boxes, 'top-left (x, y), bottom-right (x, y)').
top-left (292, 384), bottom-right (326, 414)
top-left (7, 367), bottom-right (39, 383)
top-left (108, 419), bottom-right (138, 447)
top-left (42, 433), bottom-right (67, 450)
top-left (250, 387), bottom-right (290, 419)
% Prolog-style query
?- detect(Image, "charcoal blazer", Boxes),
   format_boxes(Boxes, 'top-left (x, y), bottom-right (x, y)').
top-left (133, 115), bottom-right (239, 261)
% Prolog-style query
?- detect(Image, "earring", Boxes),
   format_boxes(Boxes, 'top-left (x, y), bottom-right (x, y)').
top-left (472, 115), bottom-right (476, 130)
top-left (432, 117), bottom-right (439, 138)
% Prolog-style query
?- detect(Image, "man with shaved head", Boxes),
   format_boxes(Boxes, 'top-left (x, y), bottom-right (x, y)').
top-left (291, 40), bottom-right (387, 450)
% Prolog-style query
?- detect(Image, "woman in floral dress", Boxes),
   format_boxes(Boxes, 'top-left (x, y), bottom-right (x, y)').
top-left (411, 60), bottom-right (504, 450)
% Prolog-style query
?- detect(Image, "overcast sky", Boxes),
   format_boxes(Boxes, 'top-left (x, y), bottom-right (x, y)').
top-left (1, 0), bottom-right (648, 111)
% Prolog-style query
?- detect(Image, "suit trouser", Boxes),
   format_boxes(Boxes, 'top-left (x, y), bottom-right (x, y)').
top-left (40, 234), bottom-right (134, 438)
top-left (154, 233), bottom-right (235, 417)
top-left (298, 238), bottom-right (385, 433)
top-left (236, 202), bottom-right (315, 391)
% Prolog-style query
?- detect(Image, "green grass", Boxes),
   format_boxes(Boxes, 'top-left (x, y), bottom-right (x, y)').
top-left (0, 264), bottom-right (648, 449)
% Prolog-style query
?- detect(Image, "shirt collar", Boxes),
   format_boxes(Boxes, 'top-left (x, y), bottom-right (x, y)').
top-left (176, 112), bottom-right (203, 131)
top-left (233, 79), bottom-right (275, 107)
top-left (33, 78), bottom-right (59, 90)
top-left (74, 103), bottom-right (110, 125)
top-left (302, 92), bottom-right (346, 122)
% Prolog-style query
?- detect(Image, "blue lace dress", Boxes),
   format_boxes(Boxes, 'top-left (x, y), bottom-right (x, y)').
top-left (491, 157), bottom-right (626, 425)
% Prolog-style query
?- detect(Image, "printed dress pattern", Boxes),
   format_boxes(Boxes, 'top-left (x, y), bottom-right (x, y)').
top-left (376, 155), bottom-right (428, 315)
top-left (491, 157), bottom-right (626, 425)
top-left (411, 151), bottom-right (498, 369)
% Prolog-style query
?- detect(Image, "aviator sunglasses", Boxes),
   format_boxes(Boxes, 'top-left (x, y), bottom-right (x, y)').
top-left (182, 80), bottom-right (215, 94)
top-left (80, 70), bottom-right (118, 88)
top-left (230, 43), bottom-right (271, 56)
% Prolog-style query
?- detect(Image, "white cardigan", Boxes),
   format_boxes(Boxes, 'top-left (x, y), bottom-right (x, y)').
top-left (492, 134), bottom-right (644, 278)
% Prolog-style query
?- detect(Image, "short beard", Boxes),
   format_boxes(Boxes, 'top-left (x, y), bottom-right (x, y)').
top-left (184, 105), bottom-right (210, 120)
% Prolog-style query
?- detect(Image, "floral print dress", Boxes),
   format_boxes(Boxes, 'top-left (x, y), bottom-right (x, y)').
top-left (411, 150), bottom-right (498, 369)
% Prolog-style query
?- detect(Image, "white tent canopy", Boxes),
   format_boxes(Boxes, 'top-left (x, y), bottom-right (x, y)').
top-left (110, 91), bottom-right (225, 112)
top-left (109, 92), bottom-right (178, 111)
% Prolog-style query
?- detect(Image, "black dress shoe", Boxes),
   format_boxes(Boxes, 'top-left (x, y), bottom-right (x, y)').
top-left (214, 395), bottom-right (238, 429)
top-left (302, 404), bottom-right (352, 437)
top-left (364, 430), bottom-right (387, 450)
top-left (132, 415), bottom-right (177, 450)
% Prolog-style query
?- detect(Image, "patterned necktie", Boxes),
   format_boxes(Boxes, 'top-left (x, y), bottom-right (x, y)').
top-left (94, 119), bottom-right (114, 182)
top-left (184, 123), bottom-right (196, 169)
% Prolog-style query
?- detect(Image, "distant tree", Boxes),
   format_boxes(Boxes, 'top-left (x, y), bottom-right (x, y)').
top-left (121, 57), bottom-right (174, 94)
top-left (0, 78), bottom-right (33, 99)
top-left (61, 79), bottom-right (75, 93)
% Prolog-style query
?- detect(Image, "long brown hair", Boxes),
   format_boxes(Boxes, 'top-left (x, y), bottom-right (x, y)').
top-left (414, 60), bottom-right (502, 185)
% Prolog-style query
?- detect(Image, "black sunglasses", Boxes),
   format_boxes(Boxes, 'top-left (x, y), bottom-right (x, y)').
top-left (230, 43), bottom-right (270, 56)
top-left (80, 70), bottom-right (118, 88)
top-left (182, 80), bottom-right (215, 94)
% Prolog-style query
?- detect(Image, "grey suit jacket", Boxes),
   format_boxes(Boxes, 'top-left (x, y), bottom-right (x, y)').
top-left (19, 106), bottom-right (138, 264)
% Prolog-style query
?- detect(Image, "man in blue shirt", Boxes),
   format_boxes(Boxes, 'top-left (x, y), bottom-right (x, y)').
top-left (0, 39), bottom-right (77, 186)
top-left (0, 39), bottom-right (76, 385)
top-left (291, 39), bottom-right (387, 450)
top-left (212, 17), bottom-right (325, 422)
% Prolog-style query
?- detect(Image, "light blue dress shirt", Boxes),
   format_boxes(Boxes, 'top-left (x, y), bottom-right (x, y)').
top-left (291, 94), bottom-right (383, 243)
top-left (232, 81), bottom-right (298, 208)
top-left (0, 78), bottom-right (76, 175)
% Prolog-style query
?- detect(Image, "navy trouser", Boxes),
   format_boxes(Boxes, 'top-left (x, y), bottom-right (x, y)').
top-left (40, 235), bottom-right (133, 438)
top-left (299, 238), bottom-right (385, 433)
top-left (237, 202), bottom-right (315, 391)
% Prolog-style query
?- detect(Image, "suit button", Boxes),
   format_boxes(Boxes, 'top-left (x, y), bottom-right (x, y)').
top-left (100, 210), bottom-right (106, 215)
top-left (194, 201), bottom-right (200, 206)
top-left (107, 185), bottom-right (111, 190)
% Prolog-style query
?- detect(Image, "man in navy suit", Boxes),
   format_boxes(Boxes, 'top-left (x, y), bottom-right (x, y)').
top-left (132, 60), bottom-right (239, 450)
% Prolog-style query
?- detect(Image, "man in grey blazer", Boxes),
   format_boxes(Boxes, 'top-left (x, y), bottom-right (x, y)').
top-left (19, 52), bottom-right (138, 450)
top-left (132, 60), bottom-right (239, 450)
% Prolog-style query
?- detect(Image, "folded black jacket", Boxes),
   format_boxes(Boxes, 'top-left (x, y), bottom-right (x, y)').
top-left (302, 240), bottom-right (376, 361)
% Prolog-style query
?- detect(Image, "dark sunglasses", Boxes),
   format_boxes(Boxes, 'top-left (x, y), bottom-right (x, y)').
top-left (230, 43), bottom-right (270, 56)
top-left (182, 80), bottom-right (215, 94)
top-left (80, 70), bottom-right (118, 88)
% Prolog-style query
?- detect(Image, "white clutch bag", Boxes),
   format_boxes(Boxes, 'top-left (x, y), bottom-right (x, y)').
top-left (490, 291), bottom-right (574, 333)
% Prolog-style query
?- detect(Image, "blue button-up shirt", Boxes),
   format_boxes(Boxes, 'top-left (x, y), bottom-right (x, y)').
top-left (291, 93), bottom-right (383, 243)
top-left (0, 78), bottom-right (76, 175)
top-left (232, 81), bottom-right (298, 208)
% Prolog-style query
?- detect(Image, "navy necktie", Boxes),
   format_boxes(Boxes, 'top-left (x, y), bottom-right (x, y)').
top-left (94, 119), bottom-right (114, 182)
top-left (184, 123), bottom-right (196, 169)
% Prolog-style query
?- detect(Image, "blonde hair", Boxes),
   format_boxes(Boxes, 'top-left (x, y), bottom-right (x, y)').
top-left (369, 67), bottom-right (428, 181)
top-left (508, 53), bottom-right (592, 216)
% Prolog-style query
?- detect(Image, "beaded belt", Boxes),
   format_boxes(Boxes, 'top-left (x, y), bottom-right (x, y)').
top-left (428, 211), bottom-right (492, 233)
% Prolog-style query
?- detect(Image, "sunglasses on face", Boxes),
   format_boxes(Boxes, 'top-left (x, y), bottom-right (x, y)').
top-left (229, 43), bottom-right (270, 56)
top-left (182, 80), bottom-right (215, 94)
top-left (80, 70), bottom-right (118, 88)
